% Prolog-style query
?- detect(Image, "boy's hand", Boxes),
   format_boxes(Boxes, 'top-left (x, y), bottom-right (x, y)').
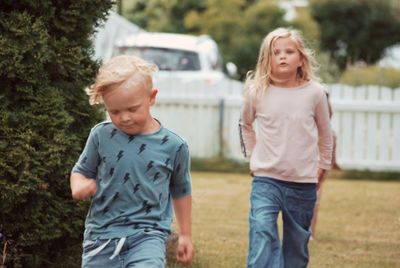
top-left (70, 173), bottom-right (97, 200)
top-left (176, 235), bottom-right (194, 266)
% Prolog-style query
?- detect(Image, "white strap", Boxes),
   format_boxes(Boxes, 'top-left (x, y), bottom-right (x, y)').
top-left (109, 237), bottom-right (126, 260)
top-left (87, 239), bottom-right (111, 257)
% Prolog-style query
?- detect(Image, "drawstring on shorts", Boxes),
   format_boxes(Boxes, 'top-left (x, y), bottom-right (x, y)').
top-left (86, 237), bottom-right (127, 260)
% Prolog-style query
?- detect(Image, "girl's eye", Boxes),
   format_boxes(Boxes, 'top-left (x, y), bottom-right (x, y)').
top-left (128, 108), bottom-right (137, 112)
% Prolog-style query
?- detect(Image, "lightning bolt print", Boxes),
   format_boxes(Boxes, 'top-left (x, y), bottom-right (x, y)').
top-left (142, 200), bottom-right (152, 214)
top-left (112, 192), bottom-right (119, 201)
top-left (138, 144), bottom-right (146, 154)
top-left (153, 172), bottom-right (160, 182)
top-left (164, 158), bottom-right (170, 167)
top-left (146, 161), bottom-right (154, 172)
top-left (133, 183), bottom-right (140, 193)
top-left (176, 143), bottom-right (184, 152)
top-left (128, 135), bottom-right (135, 143)
top-left (123, 173), bottom-right (130, 184)
top-left (161, 135), bottom-right (169, 145)
top-left (117, 150), bottom-right (124, 161)
top-left (110, 128), bottom-right (118, 139)
top-left (102, 206), bottom-right (109, 215)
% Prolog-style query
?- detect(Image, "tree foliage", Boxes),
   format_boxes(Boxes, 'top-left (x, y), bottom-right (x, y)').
top-left (0, 0), bottom-right (112, 266)
top-left (125, 0), bottom-right (206, 33)
top-left (310, 0), bottom-right (400, 70)
top-left (291, 7), bottom-right (340, 83)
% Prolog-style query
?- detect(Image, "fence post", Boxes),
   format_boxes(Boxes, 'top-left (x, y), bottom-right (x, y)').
top-left (218, 98), bottom-right (225, 157)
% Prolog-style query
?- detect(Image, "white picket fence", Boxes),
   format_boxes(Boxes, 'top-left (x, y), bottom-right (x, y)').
top-left (152, 79), bottom-right (400, 172)
top-left (328, 84), bottom-right (400, 171)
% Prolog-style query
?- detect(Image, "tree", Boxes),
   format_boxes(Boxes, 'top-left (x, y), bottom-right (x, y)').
top-left (0, 0), bottom-right (112, 266)
top-left (125, 0), bottom-right (206, 33)
top-left (310, 0), bottom-right (400, 70)
top-left (192, 0), bottom-right (288, 79)
top-left (291, 8), bottom-right (340, 83)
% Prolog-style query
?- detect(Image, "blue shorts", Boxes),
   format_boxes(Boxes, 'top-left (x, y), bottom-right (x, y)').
top-left (81, 229), bottom-right (168, 268)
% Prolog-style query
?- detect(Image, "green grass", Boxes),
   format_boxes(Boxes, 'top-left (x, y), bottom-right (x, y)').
top-left (167, 171), bottom-right (400, 268)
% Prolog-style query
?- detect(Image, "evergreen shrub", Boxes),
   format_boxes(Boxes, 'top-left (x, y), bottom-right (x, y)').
top-left (0, 1), bottom-right (112, 266)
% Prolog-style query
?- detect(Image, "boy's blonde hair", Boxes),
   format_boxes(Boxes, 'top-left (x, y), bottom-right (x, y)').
top-left (88, 55), bottom-right (158, 105)
top-left (245, 27), bottom-right (320, 97)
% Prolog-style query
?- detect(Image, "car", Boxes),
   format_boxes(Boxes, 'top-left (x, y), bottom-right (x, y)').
top-left (113, 32), bottom-right (237, 85)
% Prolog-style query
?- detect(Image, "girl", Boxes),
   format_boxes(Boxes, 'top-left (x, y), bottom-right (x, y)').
top-left (239, 27), bottom-right (333, 268)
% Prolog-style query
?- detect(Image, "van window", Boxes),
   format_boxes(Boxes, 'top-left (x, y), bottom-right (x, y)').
top-left (115, 47), bottom-right (201, 71)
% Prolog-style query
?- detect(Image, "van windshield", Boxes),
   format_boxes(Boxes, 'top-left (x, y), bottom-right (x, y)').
top-left (115, 47), bottom-right (201, 71)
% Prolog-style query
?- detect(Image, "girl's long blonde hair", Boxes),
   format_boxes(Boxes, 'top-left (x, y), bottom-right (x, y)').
top-left (244, 27), bottom-right (320, 97)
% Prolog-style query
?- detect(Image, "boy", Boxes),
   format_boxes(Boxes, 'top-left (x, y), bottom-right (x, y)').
top-left (70, 55), bottom-right (193, 267)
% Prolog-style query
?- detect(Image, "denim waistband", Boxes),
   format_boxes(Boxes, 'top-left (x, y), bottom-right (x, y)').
top-left (253, 176), bottom-right (316, 190)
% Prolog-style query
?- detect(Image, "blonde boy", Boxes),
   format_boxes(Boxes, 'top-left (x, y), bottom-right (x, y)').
top-left (70, 55), bottom-right (193, 267)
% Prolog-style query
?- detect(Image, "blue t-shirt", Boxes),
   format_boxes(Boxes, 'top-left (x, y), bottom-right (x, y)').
top-left (72, 121), bottom-right (191, 240)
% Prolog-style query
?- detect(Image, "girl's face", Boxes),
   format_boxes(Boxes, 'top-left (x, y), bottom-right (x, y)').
top-left (270, 36), bottom-right (302, 83)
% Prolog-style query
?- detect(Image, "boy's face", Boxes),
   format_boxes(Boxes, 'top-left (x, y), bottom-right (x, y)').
top-left (103, 81), bottom-right (158, 135)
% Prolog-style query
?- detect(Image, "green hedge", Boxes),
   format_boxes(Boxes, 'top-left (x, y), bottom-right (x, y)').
top-left (0, 1), bottom-right (112, 267)
top-left (340, 66), bottom-right (400, 89)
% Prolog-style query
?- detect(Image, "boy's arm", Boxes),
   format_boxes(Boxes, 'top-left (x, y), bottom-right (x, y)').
top-left (70, 126), bottom-right (100, 200)
top-left (70, 172), bottom-right (97, 200)
top-left (173, 195), bottom-right (194, 266)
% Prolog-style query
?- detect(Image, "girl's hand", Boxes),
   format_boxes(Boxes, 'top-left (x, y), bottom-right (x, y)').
top-left (317, 168), bottom-right (327, 190)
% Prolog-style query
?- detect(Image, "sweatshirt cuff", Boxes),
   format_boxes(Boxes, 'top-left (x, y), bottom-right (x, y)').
top-left (319, 162), bottom-right (332, 170)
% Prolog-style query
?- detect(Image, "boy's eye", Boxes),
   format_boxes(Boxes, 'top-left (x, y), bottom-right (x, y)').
top-left (128, 108), bottom-right (137, 112)
top-left (108, 110), bottom-right (119, 115)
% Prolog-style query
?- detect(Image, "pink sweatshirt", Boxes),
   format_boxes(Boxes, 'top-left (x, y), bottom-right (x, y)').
top-left (239, 80), bottom-right (333, 183)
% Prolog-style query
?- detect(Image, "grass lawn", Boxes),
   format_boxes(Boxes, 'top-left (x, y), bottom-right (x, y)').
top-left (168, 171), bottom-right (400, 268)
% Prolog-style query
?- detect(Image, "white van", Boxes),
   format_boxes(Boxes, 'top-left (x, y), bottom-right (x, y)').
top-left (113, 32), bottom-right (237, 85)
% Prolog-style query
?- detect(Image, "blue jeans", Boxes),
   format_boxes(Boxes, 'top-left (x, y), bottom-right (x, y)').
top-left (81, 229), bottom-right (168, 268)
top-left (247, 177), bottom-right (316, 268)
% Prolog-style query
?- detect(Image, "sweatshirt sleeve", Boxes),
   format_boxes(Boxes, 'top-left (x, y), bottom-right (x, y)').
top-left (315, 91), bottom-right (333, 170)
top-left (239, 89), bottom-right (257, 161)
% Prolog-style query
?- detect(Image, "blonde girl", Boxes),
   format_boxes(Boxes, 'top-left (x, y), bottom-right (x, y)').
top-left (239, 27), bottom-right (333, 268)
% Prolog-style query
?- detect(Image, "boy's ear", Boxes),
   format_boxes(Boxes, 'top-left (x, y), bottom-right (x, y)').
top-left (149, 88), bottom-right (158, 105)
